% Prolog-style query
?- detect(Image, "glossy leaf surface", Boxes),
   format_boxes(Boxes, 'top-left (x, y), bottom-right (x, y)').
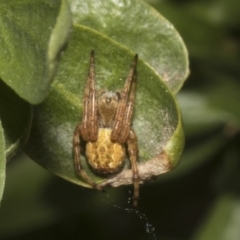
top-left (0, 0), bottom-right (72, 104)
top-left (68, 0), bottom-right (189, 94)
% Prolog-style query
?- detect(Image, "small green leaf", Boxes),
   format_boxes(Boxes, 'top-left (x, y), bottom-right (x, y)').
top-left (68, 0), bottom-right (189, 93)
top-left (0, 80), bottom-right (32, 160)
top-left (0, 0), bottom-right (72, 104)
top-left (25, 25), bottom-right (185, 188)
top-left (0, 120), bottom-right (6, 203)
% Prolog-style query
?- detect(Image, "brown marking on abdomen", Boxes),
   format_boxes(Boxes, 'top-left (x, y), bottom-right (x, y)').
top-left (86, 128), bottom-right (126, 175)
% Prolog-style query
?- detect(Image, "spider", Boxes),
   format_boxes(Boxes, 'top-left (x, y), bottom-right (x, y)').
top-left (73, 50), bottom-right (139, 207)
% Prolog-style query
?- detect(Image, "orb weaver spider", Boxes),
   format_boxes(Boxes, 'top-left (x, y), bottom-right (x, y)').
top-left (73, 51), bottom-right (139, 207)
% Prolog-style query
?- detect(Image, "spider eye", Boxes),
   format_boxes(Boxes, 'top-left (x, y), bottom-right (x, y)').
top-left (116, 92), bottom-right (121, 100)
top-left (100, 91), bottom-right (118, 104)
top-left (105, 97), bottom-right (111, 103)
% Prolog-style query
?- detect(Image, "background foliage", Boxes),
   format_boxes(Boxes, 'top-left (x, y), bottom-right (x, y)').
top-left (1, 0), bottom-right (240, 239)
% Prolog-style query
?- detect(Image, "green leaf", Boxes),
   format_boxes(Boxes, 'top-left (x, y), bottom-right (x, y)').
top-left (25, 25), bottom-right (185, 188)
top-left (0, 154), bottom-right (55, 237)
top-left (193, 194), bottom-right (240, 240)
top-left (68, 0), bottom-right (189, 94)
top-left (0, 0), bottom-right (72, 104)
top-left (0, 80), bottom-right (32, 160)
top-left (207, 76), bottom-right (240, 126)
top-left (159, 132), bottom-right (230, 181)
top-left (0, 120), bottom-right (6, 203)
top-left (177, 91), bottom-right (231, 137)
top-left (147, 1), bottom-right (225, 61)
top-left (179, 73), bottom-right (240, 135)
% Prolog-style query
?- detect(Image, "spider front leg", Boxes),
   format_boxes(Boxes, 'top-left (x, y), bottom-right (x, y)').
top-left (80, 50), bottom-right (98, 142)
top-left (73, 124), bottom-right (102, 191)
top-left (111, 54), bottom-right (139, 206)
top-left (127, 129), bottom-right (139, 207)
top-left (111, 54), bottom-right (138, 142)
top-left (73, 50), bottom-right (102, 191)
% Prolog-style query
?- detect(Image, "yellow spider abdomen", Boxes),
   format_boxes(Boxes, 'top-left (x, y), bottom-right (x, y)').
top-left (86, 128), bottom-right (126, 175)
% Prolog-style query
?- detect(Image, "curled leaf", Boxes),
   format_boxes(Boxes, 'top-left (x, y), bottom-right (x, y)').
top-left (25, 25), bottom-right (185, 188)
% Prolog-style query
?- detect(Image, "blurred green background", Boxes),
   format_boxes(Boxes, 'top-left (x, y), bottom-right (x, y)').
top-left (1, 0), bottom-right (240, 239)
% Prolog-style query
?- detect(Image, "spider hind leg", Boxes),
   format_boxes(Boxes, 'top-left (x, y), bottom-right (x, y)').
top-left (73, 123), bottom-right (103, 191)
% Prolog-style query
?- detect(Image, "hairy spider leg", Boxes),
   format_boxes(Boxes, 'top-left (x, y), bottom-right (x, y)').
top-left (73, 124), bottom-right (102, 190)
top-left (122, 70), bottom-right (139, 207)
top-left (111, 54), bottom-right (138, 142)
top-left (111, 54), bottom-right (139, 207)
top-left (119, 69), bottom-right (139, 206)
top-left (73, 51), bottom-right (102, 191)
top-left (119, 70), bottom-right (137, 143)
top-left (80, 50), bottom-right (98, 142)
top-left (127, 129), bottom-right (139, 207)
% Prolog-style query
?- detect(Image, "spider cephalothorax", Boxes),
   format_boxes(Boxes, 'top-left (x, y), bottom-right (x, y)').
top-left (73, 51), bottom-right (139, 206)
top-left (98, 90), bottom-right (119, 127)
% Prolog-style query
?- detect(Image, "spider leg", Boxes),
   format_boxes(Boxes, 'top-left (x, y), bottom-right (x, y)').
top-left (73, 51), bottom-right (102, 191)
top-left (126, 129), bottom-right (139, 207)
top-left (111, 55), bottom-right (139, 206)
top-left (73, 123), bottom-right (102, 191)
top-left (80, 50), bottom-right (98, 141)
top-left (119, 70), bottom-right (137, 142)
top-left (111, 54), bottom-right (138, 142)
